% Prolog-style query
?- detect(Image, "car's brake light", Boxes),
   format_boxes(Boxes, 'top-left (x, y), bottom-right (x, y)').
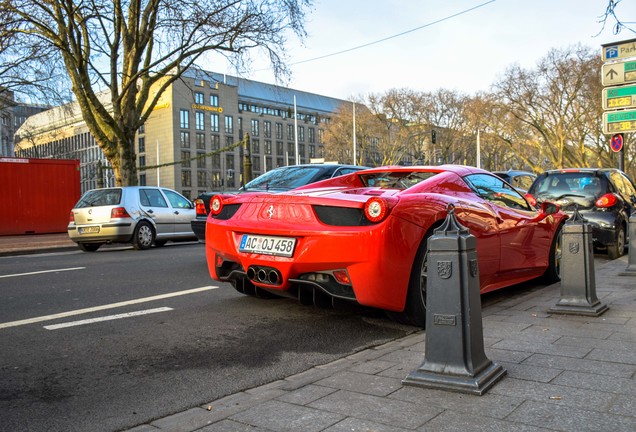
top-left (111, 207), bottom-right (130, 218)
top-left (69, 211), bottom-right (75, 223)
top-left (210, 195), bottom-right (224, 216)
top-left (524, 193), bottom-right (537, 207)
top-left (194, 198), bottom-right (207, 216)
top-left (596, 193), bottom-right (618, 208)
top-left (364, 197), bottom-right (390, 223)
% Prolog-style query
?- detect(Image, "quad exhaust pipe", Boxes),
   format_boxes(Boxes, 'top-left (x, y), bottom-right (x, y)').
top-left (247, 265), bottom-right (282, 285)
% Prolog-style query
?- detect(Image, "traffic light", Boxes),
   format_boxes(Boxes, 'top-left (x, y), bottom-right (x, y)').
top-left (431, 129), bottom-right (437, 144)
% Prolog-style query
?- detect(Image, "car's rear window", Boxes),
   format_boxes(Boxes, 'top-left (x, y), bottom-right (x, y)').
top-left (75, 189), bottom-right (122, 207)
top-left (359, 171), bottom-right (438, 189)
top-left (532, 173), bottom-right (605, 200)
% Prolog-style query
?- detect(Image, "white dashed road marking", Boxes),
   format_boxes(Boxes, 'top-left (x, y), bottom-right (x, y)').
top-left (43, 307), bottom-right (174, 330)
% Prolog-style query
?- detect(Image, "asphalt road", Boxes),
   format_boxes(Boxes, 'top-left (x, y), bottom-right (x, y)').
top-left (0, 242), bottom-right (417, 432)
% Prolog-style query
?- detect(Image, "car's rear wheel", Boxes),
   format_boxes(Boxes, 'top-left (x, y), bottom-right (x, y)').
top-left (542, 224), bottom-right (563, 283)
top-left (608, 224), bottom-right (626, 260)
top-left (132, 221), bottom-right (154, 250)
top-left (78, 243), bottom-right (102, 252)
top-left (386, 235), bottom-right (428, 328)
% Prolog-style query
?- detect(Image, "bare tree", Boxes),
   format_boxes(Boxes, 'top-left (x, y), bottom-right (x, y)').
top-left (598, 0), bottom-right (635, 35)
top-left (0, 0), bottom-right (311, 185)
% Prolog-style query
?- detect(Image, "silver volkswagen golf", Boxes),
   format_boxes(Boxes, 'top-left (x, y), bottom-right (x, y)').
top-left (68, 186), bottom-right (197, 252)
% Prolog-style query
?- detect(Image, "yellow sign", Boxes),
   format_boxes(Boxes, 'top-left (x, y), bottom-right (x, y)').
top-left (153, 102), bottom-right (170, 111)
top-left (603, 109), bottom-right (636, 134)
top-left (192, 104), bottom-right (223, 113)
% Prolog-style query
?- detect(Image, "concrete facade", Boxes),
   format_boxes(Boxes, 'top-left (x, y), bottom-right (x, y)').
top-left (15, 71), bottom-right (350, 199)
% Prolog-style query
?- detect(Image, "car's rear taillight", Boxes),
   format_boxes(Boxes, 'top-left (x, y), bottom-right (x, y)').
top-left (111, 207), bottom-right (130, 218)
top-left (364, 197), bottom-right (390, 223)
top-left (69, 211), bottom-right (75, 223)
top-left (194, 198), bottom-right (207, 216)
top-left (210, 195), bottom-right (224, 216)
top-left (524, 193), bottom-right (537, 207)
top-left (596, 193), bottom-right (618, 208)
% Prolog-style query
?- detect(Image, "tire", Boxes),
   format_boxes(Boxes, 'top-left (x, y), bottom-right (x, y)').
top-left (78, 243), bottom-right (101, 252)
top-left (154, 240), bottom-right (167, 247)
top-left (131, 221), bottom-right (154, 250)
top-left (386, 235), bottom-right (429, 328)
top-left (608, 224), bottom-right (626, 260)
top-left (542, 224), bottom-right (563, 284)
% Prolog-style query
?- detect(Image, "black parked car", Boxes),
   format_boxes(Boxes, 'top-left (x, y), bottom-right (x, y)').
top-left (191, 164), bottom-right (366, 242)
top-left (526, 168), bottom-right (636, 259)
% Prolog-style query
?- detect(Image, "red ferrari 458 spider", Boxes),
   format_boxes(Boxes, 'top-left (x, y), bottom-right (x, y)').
top-left (205, 165), bottom-right (566, 326)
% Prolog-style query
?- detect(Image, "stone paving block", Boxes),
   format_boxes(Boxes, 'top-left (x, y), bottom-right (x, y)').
top-left (377, 363), bottom-right (414, 380)
top-left (490, 377), bottom-right (616, 410)
top-left (490, 339), bottom-right (592, 358)
top-left (196, 419), bottom-right (269, 431)
top-left (552, 370), bottom-right (636, 395)
top-left (391, 386), bottom-right (523, 419)
top-left (314, 370), bottom-right (402, 397)
top-left (322, 417), bottom-right (414, 432)
top-left (308, 389), bottom-right (442, 429)
top-left (555, 336), bottom-right (636, 352)
top-left (280, 367), bottom-right (341, 391)
top-left (506, 400), bottom-right (636, 432)
top-left (484, 326), bottom-right (561, 344)
top-left (422, 409), bottom-right (552, 432)
top-left (124, 425), bottom-right (160, 432)
top-left (610, 331), bottom-right (636, 343)
top-left (521, 324), bottom-right (612, 340)
top-left (497, 361), bottom-right (562, 383)
top-left (586, 346), bottom-right (636, 365)
top-left (522, 353), bottom-right (635, 378)
top-left (486, 348), bottom-right (533, 364)
top-left (375, 348), bottom-right (426, 365)
top-left (483, 321), bottom-right (533, 332)
top-left (580, 321), bottom-right (632, 333)
top-left (149, 407), bottom-right (215, 432)
top-left (276, 384), bottom-right (337, 405)
top-left (349, 359), bottom-right (396, 375)
top-left (229, 400), bottom-right (344, 432)
top-left (609, 394), bottom-right (636, 418)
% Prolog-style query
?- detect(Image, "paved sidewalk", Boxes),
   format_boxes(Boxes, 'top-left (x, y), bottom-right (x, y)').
top-left (123, 256), bottom-right (636, 432)
top-left (0, 232), bottom-right (76, 256)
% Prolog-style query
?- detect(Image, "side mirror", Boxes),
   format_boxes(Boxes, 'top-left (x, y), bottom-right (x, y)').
top-left (540, 201), bottom-right (559, 216)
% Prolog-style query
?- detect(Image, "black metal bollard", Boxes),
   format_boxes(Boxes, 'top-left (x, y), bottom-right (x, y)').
top-left (402, 205), bottom-right (506, 395)
top-left (621, 211), bottom-right (636, 275)
top-left (549, 208), bottom-right (608, 316)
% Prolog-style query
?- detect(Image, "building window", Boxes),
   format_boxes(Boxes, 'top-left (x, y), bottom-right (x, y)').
top-left (212, 153), bottom-right (221, 169)
top-left (139, 155), bottom-right (146, 168)
top-left (264, 121), bottom-right (271, 138)
top-left (197, 170), bottom-right (207, 186)
top-left (299, 143), bottom-right (305, 158)
top-left (210, 113), bottom-right (219, 133)
top-left (287, 142), bottom-right (295, 156)
top-left (251, 119), bottom-right (259, 136)
top-left (180, 109), bottom-right (189, 128)
top-left (225, 136), bottom-right (234, 148)
top-left (181, 170), bottom-right (192, 187)
top-left (197, 152), bottom-right (206, 168)
top-left (287, 124), bottom-right (294, 140)
top-left (138, 137), bottom-right (145, 153)
top-left (180, 131), bottom-right (190, 148)
top-left (210, 94), bottom-right (219, 106)
top-left (252, 156), bottom-right (261, 171)
top-left (139, 173), bottom-right (146, 186)
top-left (181, 150), bottom-right (191, 167)
top-left (195, 92), bottom-right (204, 104)
top-left (298, 126), bottom-right (305, 142)
top-left (276, 123), bottom-right (283, 140)
top-left (196, 133), bottom-right (205, 149)
top-left (212, 134), bottom-right (220, 150)
top-left (265, 140), bottom-right (272, 155)
top-left (309, 144), bottom-right (316, 158)
top-left (308, 127), bottom-right (315, 144)
top-left (195, 111), bottom-right (205, 130)
top-left (252, 139), bottom-right (260, 154)
top-left (225, 115), bottom-right (233, 134)
top-left (138, 124), bottom-right (145, 134)
top-left (318, 129), bottom-right (324, 144)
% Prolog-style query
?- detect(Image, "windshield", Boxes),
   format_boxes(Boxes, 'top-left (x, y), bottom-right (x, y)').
top-left (242, 166), bottom-right (325, 190)
top-left (359, 171), bottom-right (438, 190)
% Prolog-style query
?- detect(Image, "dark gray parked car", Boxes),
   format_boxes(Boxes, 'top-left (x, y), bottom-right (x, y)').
top-left (526, 168), bottom-right (636, 259)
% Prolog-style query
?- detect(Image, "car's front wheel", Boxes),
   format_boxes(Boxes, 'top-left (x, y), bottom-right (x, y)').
top-left (608, 224), bottom-right (626, 260)
top-left (542, 223), bottom-right (563, 283)
top-left (132, 221), bottom-right (154, 250)
top-left (78, 243), bottom-right (102, 252)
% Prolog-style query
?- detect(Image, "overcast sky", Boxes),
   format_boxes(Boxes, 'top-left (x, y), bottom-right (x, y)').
top-left (217, 0), bottom-right (634, 100)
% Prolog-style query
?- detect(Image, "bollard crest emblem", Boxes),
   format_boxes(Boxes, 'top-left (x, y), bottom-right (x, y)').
top-left (470, 259), bottom-right (479, 277)
top-left (568, 241), bottom-right (580, 254)
top-left (437, 261), bottom-right (452, 279)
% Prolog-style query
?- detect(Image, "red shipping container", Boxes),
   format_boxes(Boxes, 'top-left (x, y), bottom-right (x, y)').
top-left (0, 157), bottom-right (80, 235)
